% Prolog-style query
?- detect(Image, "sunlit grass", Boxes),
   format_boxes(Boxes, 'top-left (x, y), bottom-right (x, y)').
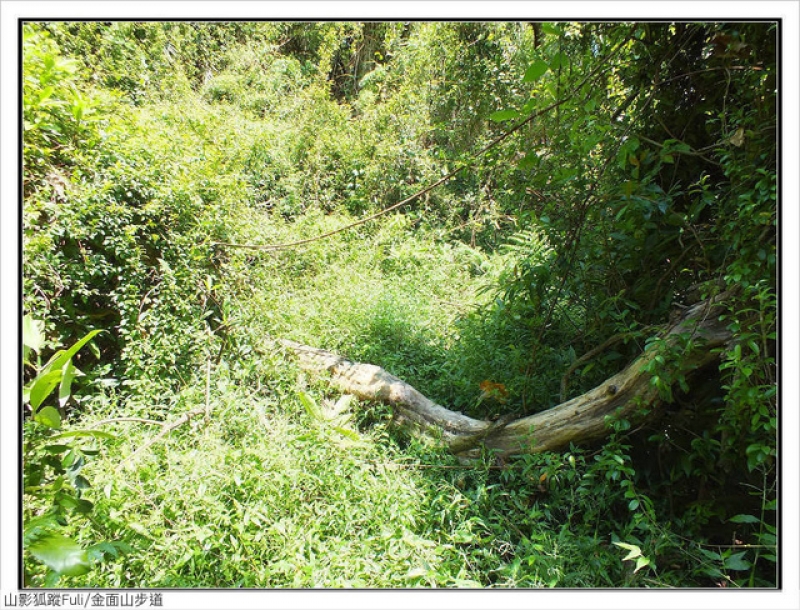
top-left (56, 210), bottom-right (552, 588)
top-left (76, 382), bottom-right (479, 587)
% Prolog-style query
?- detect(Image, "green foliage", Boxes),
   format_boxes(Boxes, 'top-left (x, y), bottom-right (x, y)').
top-left (24, 25), bottom-right (239, 393)
top-left (21, 21), bottom-right (777, 588)
top-left (483, 24), bottom-right (776, 579)
top-left (612, 542), bottom-right (652, 575)
top-left (22, 320), bottom-right (127, 586)
top-left (23, 25), bottom-right (111, 191)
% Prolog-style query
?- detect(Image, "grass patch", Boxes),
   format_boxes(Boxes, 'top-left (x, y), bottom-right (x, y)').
top-left (37, 209), bottom-right (617, 589)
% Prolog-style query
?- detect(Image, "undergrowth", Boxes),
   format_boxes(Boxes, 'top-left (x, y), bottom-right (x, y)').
top-left (27, 213), bottom-right (765, 588)
top-left (22, 21), bottom-right (777, 589)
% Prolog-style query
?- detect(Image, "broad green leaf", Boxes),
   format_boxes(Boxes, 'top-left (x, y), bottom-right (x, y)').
top-left (523, 60), bottom-right (549, 83)
top-left (729, 514), bottom-right (760, 524)
top-left (39, 330), bottom-right (103, 379)
top-left (28, 369), bottom-right (63, 411)
top-left (541, 23), bottom-right (560, 36)
top-left (521, 98), bottom-right (537, 114)
top-left (72, 498), bottom-right (95, 515)
top-left (723, 551), bottom-right (752, 571)
top-left (88, 540), bottom-right (131, 561)
top-left (58, 359), bottom-right (77, 407)
top-left (43, 444), bottom-right (70, 453)
top-left (43, 570), bottom-right (61, 587)
top-left (489, 109), bottom-right (520, 122)
top-left (28, 534), bottom-right (92, 577)
top-left (550, 52), bottom-right (569, 71)
top-left (56, 491), bottom-right (80, 510)
top-left (114, 541), bottom-right (134, 554)
top-left (23, 315), bottom-right (46, 359)
top-left (634, 556), bottom-right (651, 574)
top-left (88, 541), bottom-right (119, 561)
top-left (37, 86), bottom-right (55, 103)
top-left (35, 406), bottom-right (62, 429)
top-left (23, 514), bottom-right (61, 544)
top-left (703, 566), bottom-right (725, 579)
top-left (517, 151), bottom-right (539, 170)
top-left (72, 474), bottom-right (92, 491)
top-left (698, 547), bottom-right (722, 561)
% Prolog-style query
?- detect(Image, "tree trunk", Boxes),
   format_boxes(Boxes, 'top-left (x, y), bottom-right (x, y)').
top-left (280, 293), bottom-right (732, 460)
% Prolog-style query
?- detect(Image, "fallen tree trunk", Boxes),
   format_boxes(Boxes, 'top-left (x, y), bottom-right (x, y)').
top-left (280, 293), bottom-right (732, 459)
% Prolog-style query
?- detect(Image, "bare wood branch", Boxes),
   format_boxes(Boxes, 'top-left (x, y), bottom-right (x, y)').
top-left (280, 293), bottom-right (732, 460)
top-left (117, 407), bottom-right (206, 470)
top-left (559, 329), bottom-right (646, 403)
top-left (91, 417), bottom-right (164, 427)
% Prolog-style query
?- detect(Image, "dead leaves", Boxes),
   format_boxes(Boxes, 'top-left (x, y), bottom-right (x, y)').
top-left (478, 380), bottom-right (508, 404)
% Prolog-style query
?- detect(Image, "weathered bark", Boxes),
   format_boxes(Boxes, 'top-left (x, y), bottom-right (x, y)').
top-left (280, 293), bottom-right (732, 459)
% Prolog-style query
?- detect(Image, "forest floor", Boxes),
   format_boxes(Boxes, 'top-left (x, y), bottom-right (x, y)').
top-left (62, 210), bottom-right (641, 588)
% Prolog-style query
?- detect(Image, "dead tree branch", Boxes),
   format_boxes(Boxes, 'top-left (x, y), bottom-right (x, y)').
top-left (280, 293), bottom-right (732, 460)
